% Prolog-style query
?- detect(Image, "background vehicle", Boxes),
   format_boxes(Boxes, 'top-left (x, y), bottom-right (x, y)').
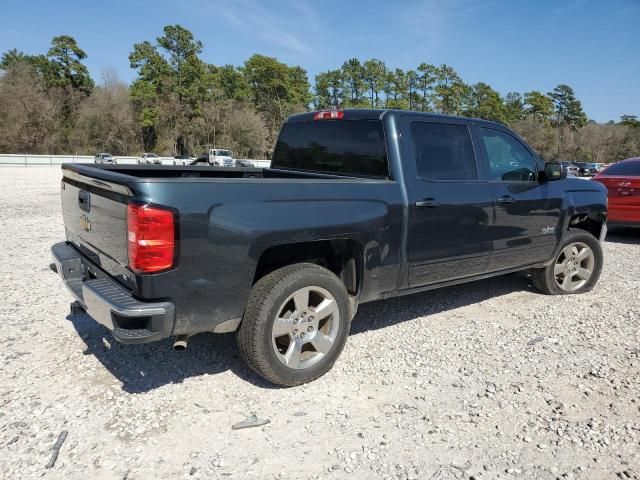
top-left (173, 155), bottom-right (192, 166)
top-left (94, 153), bottom-right (116, 164)
top-left (574, 162), bottom-right (598, 177)
top-left (189, 155), bottom-right (209, 166)
top-left (51, 109), bottom-right (607, 387)
top-left (208, 148), bottom-right (234, 167)
top-left (560, 162), bottom-right (579, 177)
top-left (139, 153), bottom-right (160, 165)
top-left (234, 159), bottom-right (255, 168)
top-left (593, 157), bottom-right (640, 226)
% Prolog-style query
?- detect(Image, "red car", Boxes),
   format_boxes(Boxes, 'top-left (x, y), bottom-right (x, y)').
top-left (593, 157), bottom-right (640, 226)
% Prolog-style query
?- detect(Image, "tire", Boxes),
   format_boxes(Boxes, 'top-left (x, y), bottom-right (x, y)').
top-left (237, 263), bottom-right (351, 387)
top-left (531, 230), bottom-right (603, 295)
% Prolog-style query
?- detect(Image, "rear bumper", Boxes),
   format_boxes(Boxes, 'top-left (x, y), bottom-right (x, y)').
top-left (608, 204), bottom-right (640, 225)
top-left (51, 242), bottom-right (174, 344)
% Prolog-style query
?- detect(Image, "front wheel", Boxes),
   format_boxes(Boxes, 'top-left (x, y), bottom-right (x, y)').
top-left (237, 263), bottom-right (352, 387)
top-left (531, 230), bottom-right (603, 295)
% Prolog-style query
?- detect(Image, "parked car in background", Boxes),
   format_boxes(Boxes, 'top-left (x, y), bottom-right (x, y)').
top-left (51, 109), bottom-right (607, 386)
top-left (189, 155), bottom-right (210, 166)
top-left (574, 162), bottom-right (598, 177)
top-left (560, 162), bottom-right (579, 177)
top-left (139, 153), bottom-right (160, 165)
top-left (208, 148), bottom-right (234, 167)
top-left (94, 153), bottom-right (116, 164)
top-left (173, 155), bottom-right (193, 166)
top-left (234, 159), bottom-right (255, 168)
top-left (593, 157), bottom-right (640, 226)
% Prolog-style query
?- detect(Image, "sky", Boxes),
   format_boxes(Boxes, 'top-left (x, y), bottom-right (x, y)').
top-left (1, 0), bottom-right (639, 122)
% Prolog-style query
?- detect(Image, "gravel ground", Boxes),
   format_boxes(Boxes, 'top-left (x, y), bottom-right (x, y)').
top-left (1, 166), bottom-right (639, 480)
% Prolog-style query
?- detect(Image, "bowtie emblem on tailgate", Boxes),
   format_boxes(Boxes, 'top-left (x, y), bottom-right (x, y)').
top-left (80, 214), bottom-right (92, 232)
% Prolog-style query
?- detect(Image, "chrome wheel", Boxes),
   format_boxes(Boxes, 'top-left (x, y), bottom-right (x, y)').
top-left (271, 286), bottom-right (340, 370)
top-left (553, 242), bottom-right (595, 292)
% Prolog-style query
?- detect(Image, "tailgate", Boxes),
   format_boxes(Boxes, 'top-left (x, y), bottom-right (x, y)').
top-left (61, 168), bottom-right (132, 283)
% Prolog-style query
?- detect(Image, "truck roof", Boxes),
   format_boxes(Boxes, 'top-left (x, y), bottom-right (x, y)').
top-left (287, 109), bottom-right (505, 128)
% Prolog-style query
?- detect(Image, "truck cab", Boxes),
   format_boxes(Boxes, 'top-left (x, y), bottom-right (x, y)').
top-left (208, 148), bottom-right (234, 167)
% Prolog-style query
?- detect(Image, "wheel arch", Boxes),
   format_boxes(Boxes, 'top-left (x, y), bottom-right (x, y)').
top-left (568, 211), bottom-right (607, 239)
top-left (253, 239), bottom-right (364, 299)
top-left (562, 190), bottom-right (608, 240)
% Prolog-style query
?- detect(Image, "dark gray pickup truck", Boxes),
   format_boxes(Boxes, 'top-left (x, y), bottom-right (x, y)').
top-left (51, 109), bottom-right (608, 386)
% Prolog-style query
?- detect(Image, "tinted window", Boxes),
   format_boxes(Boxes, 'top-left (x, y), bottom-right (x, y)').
top-left (479, 128), bottom-right (536, 181)
top-left (601, 160), bottom-right (640, 176)
top-left (272, 120), bottom-right (388, 177)
top-left (410, 122), bottom-right (477, 180)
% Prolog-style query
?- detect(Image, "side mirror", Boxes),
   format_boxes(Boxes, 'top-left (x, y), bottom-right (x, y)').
top-left (542, 162), bottom-right (566, 181)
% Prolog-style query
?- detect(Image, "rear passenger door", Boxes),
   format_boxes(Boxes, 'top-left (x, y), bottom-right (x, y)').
top-left (475, 126), bottom-right (562, 271)
top-left (399, 116), bottom-right (494, 287)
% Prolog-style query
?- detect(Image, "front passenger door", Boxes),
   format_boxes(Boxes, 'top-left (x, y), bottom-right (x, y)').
top-left (476, 127), bottom-right (562, 272)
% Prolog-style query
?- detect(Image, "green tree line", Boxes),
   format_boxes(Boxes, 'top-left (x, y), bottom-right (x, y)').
top-left (1, 25), bottom-right (638, 162)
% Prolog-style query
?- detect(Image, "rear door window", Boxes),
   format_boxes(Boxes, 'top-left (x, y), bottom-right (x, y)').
top-left (272, 120), bottom-right (388, 177)
top-left (409, 122), bottom-right (478, 181)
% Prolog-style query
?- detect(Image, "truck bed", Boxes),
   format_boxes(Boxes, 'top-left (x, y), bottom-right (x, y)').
top-left (59, 162), bottom-right (401, 338)
top-left (65, 163), bottom-right (369, 181)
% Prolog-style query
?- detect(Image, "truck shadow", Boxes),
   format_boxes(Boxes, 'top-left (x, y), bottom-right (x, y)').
top-left (67, 313), bottom-right (277, 392)
top-left (68, 272), bottom-right (533, 393)
top-left (351, 272), bottom-right (530, 335)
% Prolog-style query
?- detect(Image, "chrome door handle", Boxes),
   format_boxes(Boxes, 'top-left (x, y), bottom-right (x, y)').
top-left (415, 198), bottom-right (439, 207)
top-left (497, 195), bottom-right (515, 204)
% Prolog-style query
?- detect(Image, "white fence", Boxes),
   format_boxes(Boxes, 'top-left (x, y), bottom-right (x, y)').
top-left (0, 153), bottom-right (271, 168)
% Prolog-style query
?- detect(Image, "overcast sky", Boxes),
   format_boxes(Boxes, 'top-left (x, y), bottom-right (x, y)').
top-left (1, 0), bottom-right (639, 122)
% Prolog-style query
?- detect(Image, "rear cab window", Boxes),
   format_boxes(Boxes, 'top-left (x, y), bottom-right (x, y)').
top-left (271, 119), bottom-right (389, 177)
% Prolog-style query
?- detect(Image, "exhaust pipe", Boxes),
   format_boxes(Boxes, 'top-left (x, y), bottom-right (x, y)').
top-left (173, 335), bottom-right (189, 351)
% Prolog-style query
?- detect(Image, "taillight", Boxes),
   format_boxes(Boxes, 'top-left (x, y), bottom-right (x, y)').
top-left (127, 203), bottom-right (175, 274)
top-left (314, 110), bottom-right (344, 120)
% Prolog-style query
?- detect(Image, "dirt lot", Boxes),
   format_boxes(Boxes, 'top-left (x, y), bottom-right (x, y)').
top-left (1, 167), bottom-right (639, 480)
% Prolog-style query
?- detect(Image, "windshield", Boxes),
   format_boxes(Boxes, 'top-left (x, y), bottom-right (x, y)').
top-left (272, 119), bottom-right (388, 177)
top-left (214, 150), bottom-right (232, 157)
top-left (146, 153), bottom-right (158, 158)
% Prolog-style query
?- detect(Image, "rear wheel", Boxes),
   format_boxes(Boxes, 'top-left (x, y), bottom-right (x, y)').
top-left (531, 231), bottom-right (603, 295)
top-left (237, 263), bottom-right (351, 387)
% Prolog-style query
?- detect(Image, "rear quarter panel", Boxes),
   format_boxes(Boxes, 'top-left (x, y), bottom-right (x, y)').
top-left (136, 178), bottom-right (404, 335)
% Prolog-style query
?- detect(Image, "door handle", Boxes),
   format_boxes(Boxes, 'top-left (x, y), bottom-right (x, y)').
top-left (415, 198), bottom-right (439, 208)
top-left (497, 195), bottom-right (515, 204)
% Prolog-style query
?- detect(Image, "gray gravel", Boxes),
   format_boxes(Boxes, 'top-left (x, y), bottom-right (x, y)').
top-left (1, 166), bottom-right (639, 479)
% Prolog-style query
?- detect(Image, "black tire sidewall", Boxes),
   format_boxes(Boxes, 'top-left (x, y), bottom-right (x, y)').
top-left (249, 265), bottom-right (351, 385)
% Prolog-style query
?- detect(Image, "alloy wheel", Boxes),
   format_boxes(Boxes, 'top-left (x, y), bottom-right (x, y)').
top-left (553, 242), bottom-right (595, 292)
top-left (271, 286), bottom-right (340, 370)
